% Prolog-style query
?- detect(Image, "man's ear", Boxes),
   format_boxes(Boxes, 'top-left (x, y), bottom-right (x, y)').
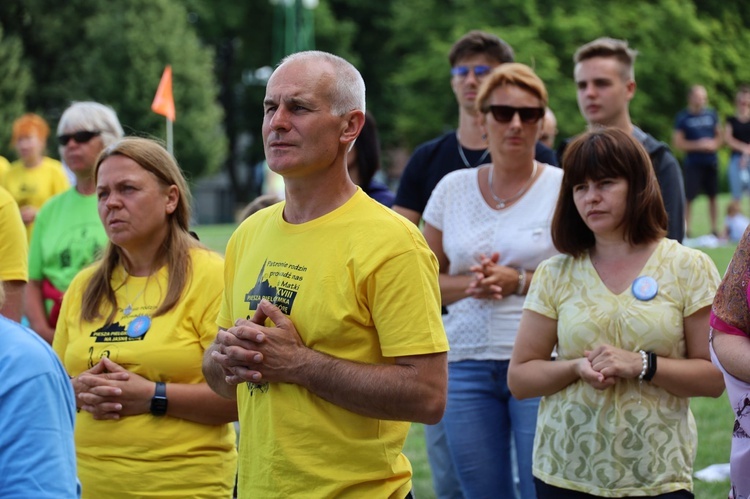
top-left (341, 110), bottom-right (366, 147)
top-left (625, 79), bottom-right (637, 103)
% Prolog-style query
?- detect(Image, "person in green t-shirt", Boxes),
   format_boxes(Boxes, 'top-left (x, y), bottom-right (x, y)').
top-left (26, 102), bottom-right (123, 343)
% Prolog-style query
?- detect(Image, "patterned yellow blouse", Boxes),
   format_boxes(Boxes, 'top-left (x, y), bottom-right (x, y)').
top-left (524, 238), bottom-right (720, 497)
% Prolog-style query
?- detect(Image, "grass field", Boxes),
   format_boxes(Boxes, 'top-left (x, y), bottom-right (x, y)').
top-left (194, 193), bottom-right (740, 498)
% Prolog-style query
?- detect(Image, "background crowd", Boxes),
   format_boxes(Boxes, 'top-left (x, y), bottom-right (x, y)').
top-left (1, 21), bottom-right (750, 499)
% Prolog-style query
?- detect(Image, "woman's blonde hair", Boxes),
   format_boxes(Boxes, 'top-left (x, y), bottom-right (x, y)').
top-left (81, 137), bottom-right (204, 323)
top-left (476, 63), bottom-right (548, 114)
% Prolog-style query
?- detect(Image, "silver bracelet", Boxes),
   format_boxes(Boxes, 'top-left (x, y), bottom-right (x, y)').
top-left (515, 268), bottom-right (526, 296)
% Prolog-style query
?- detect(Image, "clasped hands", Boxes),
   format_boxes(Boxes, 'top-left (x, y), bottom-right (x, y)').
top-left (74, 357), bottom-right (154, 420)
top-left (211, 298), bottom-right (307, 386)
top-left (576, 345), bottom-right (644, 390)
top-left (466, 252), bottom-right (519, 300)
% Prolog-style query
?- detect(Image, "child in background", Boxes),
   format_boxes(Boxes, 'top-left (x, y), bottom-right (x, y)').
top-left (724, 200), bottom-right (750, 243)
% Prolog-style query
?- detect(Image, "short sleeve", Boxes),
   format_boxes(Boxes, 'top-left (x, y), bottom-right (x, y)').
top-left (683, 249), bottom-right (721, 317)
top-left (673, 111), bottom-right (686, 131)
top-left (523, 258), bottom-right (559, 321)
top-left (52, 167), bottom-right (70, 196)
top-left (0, 190), bottom-right (28, 282)
top-left (193, 251), bottom-right (225, 350)
top-left (393, 147), bottom-right (430, 213)
top-left (368, 246), bottom-right (448, 357)
top-left (28, 204), bottom-right (46, 280)
top-left (52, 275), bottom-right (78, 363)
top-left (217, 231), bottom-right (240, 330)
top-left (422, 176), bottom-right (449, 231)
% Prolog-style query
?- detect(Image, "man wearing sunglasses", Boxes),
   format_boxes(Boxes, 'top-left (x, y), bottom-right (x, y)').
top-left (393, 30), bottom-right (557, 228)
top-left (558, 37), bottom-right (685, 242)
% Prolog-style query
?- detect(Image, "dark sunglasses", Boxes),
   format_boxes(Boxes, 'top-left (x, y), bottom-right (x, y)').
top-left (484, 105), bottom-right (545, 124)
top-left (57, 130), bottom-right (101, 146)
top-left (450, 65), bottom-right (492, 78)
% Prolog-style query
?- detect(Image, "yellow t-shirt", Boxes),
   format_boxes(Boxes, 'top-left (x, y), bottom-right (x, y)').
top-left (53, 247), bottom-right (237, 499)
top-left (0, 186), bottom-right (27, 282)
top-left (524, 238), bottom-right (719, 497)
top-left (218, 188), bottom-right (448, 498)
top-left (3, 156), bottom-right (69, 238)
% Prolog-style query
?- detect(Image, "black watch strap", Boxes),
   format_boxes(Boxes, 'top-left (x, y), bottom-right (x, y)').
top-left (150, 381), bottom-right (168, 416)
top-left (643, 352), bottom-right (657, 382)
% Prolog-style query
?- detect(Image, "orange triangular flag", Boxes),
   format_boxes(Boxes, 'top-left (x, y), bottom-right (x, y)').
top-left (151, 65), bottom-right (175, 122)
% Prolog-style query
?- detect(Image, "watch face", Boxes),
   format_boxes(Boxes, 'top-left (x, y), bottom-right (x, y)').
top-left (150, 396), bottom-right (168, 416)
top-left (150, 382), bottom-right (168, 415)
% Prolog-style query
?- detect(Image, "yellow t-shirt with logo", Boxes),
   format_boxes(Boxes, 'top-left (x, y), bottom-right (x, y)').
top-left (53, 247), bottom-right (236, 499)
top-left (218, 188), bottom-right (448, 498)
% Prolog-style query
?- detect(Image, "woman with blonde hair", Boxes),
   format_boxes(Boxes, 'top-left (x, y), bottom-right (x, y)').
top-left (54, 137), bottom-right (237, 498)
top-left (422, 63), bottom-right (561, 498)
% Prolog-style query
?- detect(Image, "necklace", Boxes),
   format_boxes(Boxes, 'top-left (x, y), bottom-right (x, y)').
top-left (122, 274), bottom-right (150, 316)
top-left (456, 131), bottom-right (490, 168)
top-left (487, 161), bottom-right (538, 209)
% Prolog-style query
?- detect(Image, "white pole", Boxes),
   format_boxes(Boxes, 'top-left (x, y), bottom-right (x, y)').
top-left (166, 117), bottom-right (173, 156)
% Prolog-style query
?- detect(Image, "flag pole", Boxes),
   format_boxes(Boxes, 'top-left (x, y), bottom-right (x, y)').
top-left (166, 117), bottom-right (173, 155)
top-left (151, 65), bottom-right (176, 155)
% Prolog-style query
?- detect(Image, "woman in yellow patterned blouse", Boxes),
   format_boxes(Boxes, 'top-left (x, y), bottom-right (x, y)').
top-left (508, 128), bottom-right (724, 498)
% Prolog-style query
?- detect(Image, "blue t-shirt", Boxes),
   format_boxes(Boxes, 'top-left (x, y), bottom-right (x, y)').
top-left (0, 316), bottom-right (80, 498)
top-left (674, 108), bottom-right (719, 164)
top-left (366, 179), bottom-right (396, 208)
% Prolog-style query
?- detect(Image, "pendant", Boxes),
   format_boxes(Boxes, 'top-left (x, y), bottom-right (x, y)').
top-left (632, 276), bottom-right (658, 301)
top-left (497, 202), bottom-right (506, 209)
top-left (124, 304), bottom-right (133, 316)
top-left (127, 315), bottom-right (152, 338)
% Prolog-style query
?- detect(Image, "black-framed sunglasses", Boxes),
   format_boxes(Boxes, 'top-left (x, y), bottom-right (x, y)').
top-left (57, 130), bottom-right (101, 146)
top-left (450, 65), bottom-right (492, 79)
top-left (484, 105), bottom-right (545, 124)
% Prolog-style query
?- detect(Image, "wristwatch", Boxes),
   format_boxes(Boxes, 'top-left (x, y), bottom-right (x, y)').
top-left (150, 382), bottom-right (168, 416)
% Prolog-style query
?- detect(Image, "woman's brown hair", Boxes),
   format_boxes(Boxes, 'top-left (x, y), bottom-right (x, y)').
top-left (552, 128), bottom-right (667, 257)
top-left (82, 137), bottom-right (205, 323)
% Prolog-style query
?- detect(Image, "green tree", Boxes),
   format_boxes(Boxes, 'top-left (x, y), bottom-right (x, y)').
top-left (183, 0), bottom-right (358, 202)
top-left (0, 0), bottom-right (225, 179)
top-left (379, 0), bottom-right (749, 153)
top-left (72, 0), bottom-right (226, 179)
top-left (0, 26), bottom-right (30, 158)
top-left (182, 0), bottom-right (274, 199)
